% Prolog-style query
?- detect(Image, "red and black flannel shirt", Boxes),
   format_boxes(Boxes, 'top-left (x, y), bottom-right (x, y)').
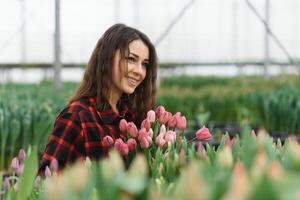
top-left (38, 95), bottom-right (136, 174)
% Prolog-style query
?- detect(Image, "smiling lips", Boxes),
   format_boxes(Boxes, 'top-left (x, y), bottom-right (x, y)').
top-left (126, 76), bottom-right (140, 87)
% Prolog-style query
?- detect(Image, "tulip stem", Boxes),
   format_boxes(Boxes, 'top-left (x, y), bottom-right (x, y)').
top-left (187, 137), bottom-right (197, 144)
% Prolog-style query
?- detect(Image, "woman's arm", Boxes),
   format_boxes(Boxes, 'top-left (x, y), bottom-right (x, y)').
top-left (38, 111), bottom-right (82, 176)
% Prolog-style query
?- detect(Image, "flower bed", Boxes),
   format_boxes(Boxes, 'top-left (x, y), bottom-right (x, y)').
top-left (1, 107), bottom-right (300, 199)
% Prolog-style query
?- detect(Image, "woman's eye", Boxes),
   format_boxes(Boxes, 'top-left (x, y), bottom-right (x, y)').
top-left (127, 56), bottom-right (135, 62)
top-left (142, 63), bottom-right (149, 68)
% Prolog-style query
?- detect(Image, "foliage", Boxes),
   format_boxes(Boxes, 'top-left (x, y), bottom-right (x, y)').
top-left (2, 129), bottom-right (300, 199)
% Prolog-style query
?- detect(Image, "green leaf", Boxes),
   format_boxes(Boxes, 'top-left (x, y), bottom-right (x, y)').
top-left (17, 146), bottom-right (38, 200)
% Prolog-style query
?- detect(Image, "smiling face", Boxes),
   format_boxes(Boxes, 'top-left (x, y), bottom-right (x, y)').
top-left (111, 39), bottom-right (149, 97)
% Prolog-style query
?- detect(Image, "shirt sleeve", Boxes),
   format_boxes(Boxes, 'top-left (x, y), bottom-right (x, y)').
top-left (38, 111), bottom-right (82, 176)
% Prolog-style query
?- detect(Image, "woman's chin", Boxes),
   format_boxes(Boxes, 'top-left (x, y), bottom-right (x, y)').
top-left (123, 86), bottom-right (136, 94)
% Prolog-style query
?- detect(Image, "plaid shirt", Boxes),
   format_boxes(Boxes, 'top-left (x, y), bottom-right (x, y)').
top-left (38, 95), bottom-right (136, 175)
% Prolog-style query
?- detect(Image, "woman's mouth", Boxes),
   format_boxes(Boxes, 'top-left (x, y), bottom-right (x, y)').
top-left (126, 76), bottom-right (139, 86)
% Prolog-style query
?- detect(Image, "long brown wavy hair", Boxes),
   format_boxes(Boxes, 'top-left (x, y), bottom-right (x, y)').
top-left (69, 23), bottom-right (158, 123)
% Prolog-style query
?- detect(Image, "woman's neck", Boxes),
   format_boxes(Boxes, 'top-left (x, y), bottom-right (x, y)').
top-left (109, 91), bottom-right (122, 115)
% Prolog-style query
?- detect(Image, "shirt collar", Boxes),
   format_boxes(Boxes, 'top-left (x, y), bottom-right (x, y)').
top-left (88, 95), bottom-right (130, 124)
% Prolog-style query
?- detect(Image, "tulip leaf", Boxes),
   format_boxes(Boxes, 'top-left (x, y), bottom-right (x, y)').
top-left (17, 146), bottom-right (38, 200)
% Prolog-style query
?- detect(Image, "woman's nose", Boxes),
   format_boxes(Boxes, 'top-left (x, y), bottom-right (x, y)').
top-left (133, 62), bottom-right (144, 74)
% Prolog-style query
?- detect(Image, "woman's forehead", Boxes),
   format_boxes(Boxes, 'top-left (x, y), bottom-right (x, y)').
top-left (128, 40), bottom-right (149, 60)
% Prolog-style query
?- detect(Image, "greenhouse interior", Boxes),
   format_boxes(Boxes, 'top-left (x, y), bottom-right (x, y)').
top-left (1, 0), bottom-right (300, 199)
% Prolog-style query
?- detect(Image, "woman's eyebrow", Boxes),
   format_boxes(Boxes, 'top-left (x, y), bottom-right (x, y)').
top-left (129, 52), bottom-right (139, 58)
top-left (129, 52), bottom-right (149, 62)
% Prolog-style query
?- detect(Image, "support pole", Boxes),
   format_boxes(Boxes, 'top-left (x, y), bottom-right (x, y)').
top-left (20, 0), bottom-right (27, 63)
top-left (264, 0), bottom-right (270, 76)
top-left (54, 0), bottom-right (62, 89)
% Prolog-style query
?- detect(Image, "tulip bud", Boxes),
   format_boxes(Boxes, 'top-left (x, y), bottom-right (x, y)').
top-left (148, 128), bottom-right (154, 138)
top-left (50, 159), bottom-right (59, 172)
top-left (195, 126), bottom-right (212, 141)
top-left (197, 142), bottom-right (207, 159)
top-left (45, 166), bottom-right (52, 178)
top-left (165, 130), bottom-right (176, 144)
top-left (147, 110), bottom-right (156, 123)
top-left (160, 124), bottom-right (166, 136)
top-left (127, 122), bottom-right (138, 138)
top-left (138, 128), bottom-right (148, 141)
top-left (102, 135), bottom-right (114, 147)
top-left (141, 118), bottom-right (151, 131)
top-left (140, 136), bottom-right (152, 149)
top-left (158, 111), bottom-right (172, 125)
top-left (155, 106), bottom-right (165, 118)
top-left (175, 112), bottom-right (182, 117)
top-left (114, 138), bottom-right (123, 150)
top-left (127, 138), bottom-right (137, 151)
top-left (126, 138), bottom-right (137, 151)
top-left (18, 149), bottom-right (26, 163)
top-left (114, 139), bottom-right (129, 156)
top-left (156, 137), bottom-right (166, 148)
top-left (11, 157), bottom-right (19, 172)
top-left (119, 119), bottom-right (128, 132)
top-left (120, 143), bottom-right (129, 156)
top-left (16, 163), bottom-right (24, 176)
top-left (176, 116), bottom-right (187, 130)
top-left (168, 115), bottom-right (177, 129)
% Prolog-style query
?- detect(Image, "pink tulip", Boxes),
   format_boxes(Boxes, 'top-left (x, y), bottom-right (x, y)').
top-left (16, 163), bottom-right (24, 176)
top-left (176, 116), bottom-right (187, 130)
top-left (119, 119), bottom-right (128, 132)
top-left (167, 115), bottom-right (177, 129)
top-left (196, 126), bottom-right (212, 141)
top-left (18, 149), bottom-right (26, 163)
top-left (127, 138), bottom-right (137, 151)
top-left (139, 136), bottom-right (152, 149)
top-left (50, 158), bottom-right (59, 172)
top-left (165, 130), bottom-right (176, 144)
top-left (160, 124), bottom-right (166, 136)
top-left (141, 118), bottom-right (151, 131)
top-left (45, 166), bottom-right (52, 178)
top-left (138, 128), bottom-right (152, 149)
top-left (127, 122), bottom-right (138, 138)
top-left (148, 128), bottom-right (154, 138)
top-left (156, 136), bottom-right (166, 148)
top-left (156, 132), bottom-right (165, 140)
top-left (11, 157), bottom-right (19, 172)
top-left (158, 111), bottom-right (172, 125)
top-left (147, 110), bottom-right (156, 123)
top-left (102, 135), bottom-right (114, 147)
top-left (174, 112), bottom-right (182, 120)
top-left (114, 138), bottom-right (129, 156)
top-left (114, 138), bottom-right (122, 149)
top-left (197, 141), bottom-right (207, 157)
top-left (155, 105), bottom-right (166, 118)
top-left (138, 128), bottom-right (148, 141)
top-left (175, 112), bottom-right (182, 116)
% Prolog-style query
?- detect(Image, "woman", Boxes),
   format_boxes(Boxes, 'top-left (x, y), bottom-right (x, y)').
top-left (39, 23), bottom-right (158, 173)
